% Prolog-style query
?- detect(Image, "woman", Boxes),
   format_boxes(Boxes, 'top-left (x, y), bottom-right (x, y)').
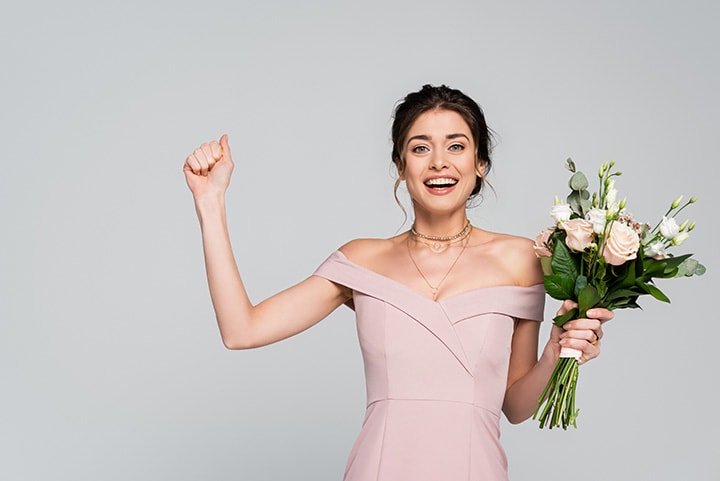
top-left (183, 84), bottom-right (613, 480)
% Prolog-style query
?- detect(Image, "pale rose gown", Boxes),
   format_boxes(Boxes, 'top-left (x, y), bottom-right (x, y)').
top-left (314, 251), bottom-right (545, 481)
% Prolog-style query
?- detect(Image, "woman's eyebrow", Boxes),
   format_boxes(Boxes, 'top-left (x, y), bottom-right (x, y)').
top-left (406, 134), bottom-right (431, 145)
top-left (446, 133), bottom-right (470, 140)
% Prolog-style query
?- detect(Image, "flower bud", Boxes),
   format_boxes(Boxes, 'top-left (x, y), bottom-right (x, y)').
top-left (671, 195), bottom-right (684, 209)
top-left (671, 232), bottom-right (690, 246)
top-left (688, 221), bottom-right (696, 231)
top-left (678, 219), bottom-right (689, 231)
top-left (618, 197), bottom-right (627, 209)
top-left (605, 180), bottom-right (617, 207)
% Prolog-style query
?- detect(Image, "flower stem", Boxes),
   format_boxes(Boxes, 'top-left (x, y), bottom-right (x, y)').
top-left (533, 357), bottom-right (580, 429)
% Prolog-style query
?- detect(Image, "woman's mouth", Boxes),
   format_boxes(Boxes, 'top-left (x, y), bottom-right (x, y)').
top-left (424, 177), bottom-right (458, 189)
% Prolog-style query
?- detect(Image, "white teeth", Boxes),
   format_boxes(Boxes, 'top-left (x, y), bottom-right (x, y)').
top-left (425, 178), bottom-right (458, 186)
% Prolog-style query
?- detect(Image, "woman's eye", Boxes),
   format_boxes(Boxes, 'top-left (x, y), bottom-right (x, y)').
top-left (412, 145), bottom-right (429, 153)
top-left (449, 143), bottom-right (465, 151)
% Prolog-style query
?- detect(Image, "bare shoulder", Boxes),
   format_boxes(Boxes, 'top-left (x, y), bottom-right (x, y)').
top-left (338, 235), bottom-right (407, 271)
top-left (339, 237), bottom-right (395, 261)
top-left (474, 230), bottom-right (544, 287)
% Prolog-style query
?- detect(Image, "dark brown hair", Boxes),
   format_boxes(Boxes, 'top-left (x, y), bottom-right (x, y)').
top-left (391, 84), bottom-right (494, 202)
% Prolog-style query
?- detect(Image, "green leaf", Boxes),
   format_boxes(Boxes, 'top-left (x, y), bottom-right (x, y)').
top-left (662, 254), bottom-right (693, 273)
top-left (577, 285), bottom-right (601, 317)
top-left (574, 275), bottom-right (588, 298)
top-left (613, 259), bottom-right (638, 289)
top-left (641, 257), bottom-right (670, 278)
top-left (605, 288), bottom-right (644, 301)
top-left (607, 298), bottom-right (641, 310)
top-left (565, 158), bottom-right (576, 172)
top-left (553, 307), bottom-right (579, 327)
top-left (544, 275), bottom-right (576, 300)
top-left (550, 240), bottom-right (579, 279)
top-left (637, 281), bottom-right (671, 303)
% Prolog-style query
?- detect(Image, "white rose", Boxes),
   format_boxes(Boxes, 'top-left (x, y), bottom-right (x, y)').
top-left (585, 208), bottom-right (608, 234)
top-left (644, 241), bottom-right (666, 259)
top-left (551, 203), bottom-right (573, 224)
top-left (659, 216), bottom-right (680, 239)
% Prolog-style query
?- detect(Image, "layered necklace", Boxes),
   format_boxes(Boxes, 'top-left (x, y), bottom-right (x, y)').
top-left (407, 220), bottom-right (472, 301)
top-left (410, 219), bottom-right (472, 253)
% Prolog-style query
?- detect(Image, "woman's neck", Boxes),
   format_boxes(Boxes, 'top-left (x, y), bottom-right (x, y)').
top-left (411, 210), bottom-right (469, 238)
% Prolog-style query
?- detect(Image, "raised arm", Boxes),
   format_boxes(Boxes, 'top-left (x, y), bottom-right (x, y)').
top-left (184, 135), bottom-right (351, 349)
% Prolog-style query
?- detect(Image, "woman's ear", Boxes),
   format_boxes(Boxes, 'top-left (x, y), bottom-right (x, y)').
top-left (475, 158), bottom-right (487, 178)
top-left (394, 156), bottom-right (405, 180)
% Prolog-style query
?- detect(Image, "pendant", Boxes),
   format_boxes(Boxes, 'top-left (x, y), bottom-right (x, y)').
top-left (429, 241), bottom-right (448, 253)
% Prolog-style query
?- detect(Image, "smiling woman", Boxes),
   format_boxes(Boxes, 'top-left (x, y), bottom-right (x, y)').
top-left (182, 84), bottom-right (614, 481)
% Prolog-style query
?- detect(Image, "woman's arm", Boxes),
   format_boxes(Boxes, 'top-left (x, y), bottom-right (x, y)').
top-left (497, 237), bottom-right (613, 423)
top-left (184, 136), bottom-right (351, 349)
top-left (502, 305), bottom-right (613, 424)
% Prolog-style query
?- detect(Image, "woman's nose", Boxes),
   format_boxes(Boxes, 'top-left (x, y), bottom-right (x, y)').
top-left (429, 152), bottom-right (449, 169)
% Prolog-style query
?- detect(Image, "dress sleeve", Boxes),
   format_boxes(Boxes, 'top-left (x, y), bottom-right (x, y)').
top-left (312, 251), bottom-right (356, 310)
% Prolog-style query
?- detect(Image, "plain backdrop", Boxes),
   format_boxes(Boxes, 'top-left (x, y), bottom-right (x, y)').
top-left (1, 1), bottom-right (717, 480)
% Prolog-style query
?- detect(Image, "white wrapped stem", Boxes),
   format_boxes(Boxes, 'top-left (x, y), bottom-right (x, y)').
top-left (560, 347), bottom-right (582, 360)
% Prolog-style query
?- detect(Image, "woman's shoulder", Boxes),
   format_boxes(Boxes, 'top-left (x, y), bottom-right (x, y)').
top-left (473, 229), bottom-right (534, 253)
top-left (338, 235), bottom-right (406, 269)
top-left (471, 229), bottom-right (543, 287)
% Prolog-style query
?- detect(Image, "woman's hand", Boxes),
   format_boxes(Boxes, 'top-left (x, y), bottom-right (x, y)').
top-left (548, 300), bottom-right (614, 364)
top-left (183, 134), bottom-right (234, 199)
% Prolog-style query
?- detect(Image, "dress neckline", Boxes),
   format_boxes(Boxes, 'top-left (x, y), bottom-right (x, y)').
top-left (333, 250), bottom-right (544, 305)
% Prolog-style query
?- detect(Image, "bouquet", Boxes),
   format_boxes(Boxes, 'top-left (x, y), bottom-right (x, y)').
top-left (532, 158), bottom-right (705, 429)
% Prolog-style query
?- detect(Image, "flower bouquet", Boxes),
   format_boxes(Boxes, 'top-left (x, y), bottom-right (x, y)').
top-left (532, 158), bottom-right (705, 429)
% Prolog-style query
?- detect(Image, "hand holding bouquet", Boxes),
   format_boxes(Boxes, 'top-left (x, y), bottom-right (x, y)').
top-left (533, 159), bottom-right (705, 429)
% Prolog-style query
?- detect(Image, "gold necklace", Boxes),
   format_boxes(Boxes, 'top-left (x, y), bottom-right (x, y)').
top-left (411, 220), bottom-right (472, 253)
top-left (407, 231), bottom-right (471, 301)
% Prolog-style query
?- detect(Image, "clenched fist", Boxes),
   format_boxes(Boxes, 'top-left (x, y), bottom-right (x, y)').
top-left (183, 134), bottom-right (234, 198)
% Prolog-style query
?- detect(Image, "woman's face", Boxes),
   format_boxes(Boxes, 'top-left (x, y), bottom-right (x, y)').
top-left (400, 109), bottom-right (480, 215)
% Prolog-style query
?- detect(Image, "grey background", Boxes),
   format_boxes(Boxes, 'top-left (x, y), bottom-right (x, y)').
top-left (2, 1), bottom-right (717, 480)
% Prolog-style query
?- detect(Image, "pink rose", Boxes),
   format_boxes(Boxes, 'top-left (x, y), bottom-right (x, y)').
top-left (602, 221), bottom-right (640, 266)
top-left (533, 228), bottom-right (554, 257)
top-left (563, 218), bottom-right (595, 252)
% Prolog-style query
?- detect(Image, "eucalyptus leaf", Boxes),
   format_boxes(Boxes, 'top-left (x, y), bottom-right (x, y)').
top-left (569, 171), bottom-right (589, 191)
top-left (675, 258), bottom-right (699, 277)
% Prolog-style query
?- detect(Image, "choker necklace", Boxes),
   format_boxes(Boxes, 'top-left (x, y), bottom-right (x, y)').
top-left (407, 229), bottom-right (471, 301)
top-left (411, 220), bottom-right (472, 253)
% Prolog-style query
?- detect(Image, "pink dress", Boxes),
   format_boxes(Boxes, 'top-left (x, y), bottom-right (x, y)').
top-left (313, 251), bottom-right (545, 481)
